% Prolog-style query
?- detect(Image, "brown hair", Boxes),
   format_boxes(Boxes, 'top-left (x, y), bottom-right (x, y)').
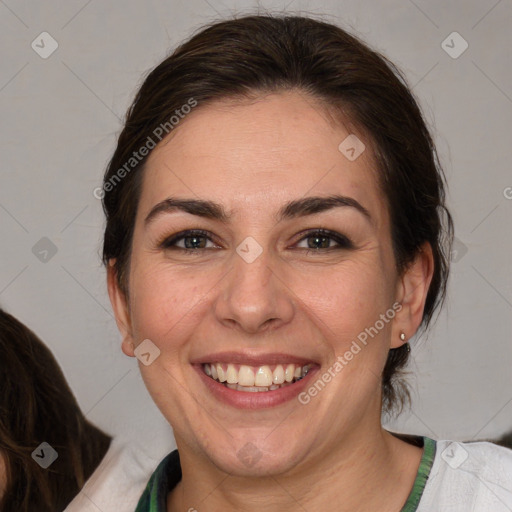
top-left (496, 431), bottom-right (512, 450)
top-left (0, 308), bottom-right (111, 511)
top-left (101, 14), bottom-right (453, 413)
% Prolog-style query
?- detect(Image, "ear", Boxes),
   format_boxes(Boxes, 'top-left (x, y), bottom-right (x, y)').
top-left (391, 242), bottom-right (434, 348)
top-left (107, 260), bottom-right (135, 357)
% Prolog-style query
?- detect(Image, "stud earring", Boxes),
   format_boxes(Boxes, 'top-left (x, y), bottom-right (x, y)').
top-left (400, 332), bottom-right (406, 341)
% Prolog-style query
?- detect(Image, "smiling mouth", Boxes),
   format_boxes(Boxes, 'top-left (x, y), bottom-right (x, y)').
top-left (202, 363), bottom-right (312, 392)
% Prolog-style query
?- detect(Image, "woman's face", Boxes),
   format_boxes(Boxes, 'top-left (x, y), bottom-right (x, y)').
top-left (109, 91), bottom-right (430, 476)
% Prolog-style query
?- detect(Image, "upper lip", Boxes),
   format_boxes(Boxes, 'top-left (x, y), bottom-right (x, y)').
top-left (190, 351), bottom-right (318, 366)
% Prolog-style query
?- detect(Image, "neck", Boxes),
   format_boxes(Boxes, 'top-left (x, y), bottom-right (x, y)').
top-left (168, 424), bottom-right (423, 512)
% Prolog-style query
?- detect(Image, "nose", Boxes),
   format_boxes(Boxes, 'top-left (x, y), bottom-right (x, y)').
top-left (213, 247), bottom-right (295, 334)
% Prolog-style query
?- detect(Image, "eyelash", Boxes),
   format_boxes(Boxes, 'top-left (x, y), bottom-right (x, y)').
top-left (158, 228), bottom-right (354, 254)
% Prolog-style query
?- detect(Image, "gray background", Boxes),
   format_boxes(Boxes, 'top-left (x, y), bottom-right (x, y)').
top-left (1, 0), bottom-right (511, 458)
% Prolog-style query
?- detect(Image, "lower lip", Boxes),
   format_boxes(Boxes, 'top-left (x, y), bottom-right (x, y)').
top-left (194, 364), bottom-right (319, 409)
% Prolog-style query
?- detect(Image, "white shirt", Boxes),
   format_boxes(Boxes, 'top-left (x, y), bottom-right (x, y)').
top-left (417, 439), bottom-right (512, 511)
top-left (65, 436), bottom-right (512, 511)
top-left (64, 437), bottom-right (160, 512)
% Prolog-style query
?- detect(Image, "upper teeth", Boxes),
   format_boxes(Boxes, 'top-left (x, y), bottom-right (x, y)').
top-left (203, 363), bottom-right (311, 387)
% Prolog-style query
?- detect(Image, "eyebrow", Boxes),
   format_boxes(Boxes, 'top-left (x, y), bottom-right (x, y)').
top-left (144, 195), bottom-right (372, 226)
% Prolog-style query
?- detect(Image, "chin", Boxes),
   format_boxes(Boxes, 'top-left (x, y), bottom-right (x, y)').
top-left (197, 431), bottom-right (309, 477)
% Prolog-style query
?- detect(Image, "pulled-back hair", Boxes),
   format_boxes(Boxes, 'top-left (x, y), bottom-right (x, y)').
top-left (101, 14), bottom-right (453, 413)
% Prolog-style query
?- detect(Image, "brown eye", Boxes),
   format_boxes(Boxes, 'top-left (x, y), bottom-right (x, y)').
top-left (296, 229), bottom-right (354, 251)
top-left (159, 230), bottom-right (217, 251)
top-left (307, 234), bottom-right (331, 249)
top-left (182, 235), bottom-right (207, 249)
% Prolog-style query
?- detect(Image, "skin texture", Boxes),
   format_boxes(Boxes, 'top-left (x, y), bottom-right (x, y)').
top-left (108, 91), bottom-right (434, 511)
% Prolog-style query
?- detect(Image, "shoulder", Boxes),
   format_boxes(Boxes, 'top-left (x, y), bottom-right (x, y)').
top-left (418, 438), bottom-right (512, 511)
top-left (435, 439), bottom-right (512, 480)
top-left (64, 437), bottom-right (163, 512)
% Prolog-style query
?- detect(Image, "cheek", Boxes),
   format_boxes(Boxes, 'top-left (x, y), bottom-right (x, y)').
top-left (128, 262), bottom-right (212, 347)
top-left (295, 264), bottom-right (390, 337)
top-left (130, 258), bottom-right (229, 358)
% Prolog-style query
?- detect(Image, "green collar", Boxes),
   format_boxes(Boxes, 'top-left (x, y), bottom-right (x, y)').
top-left (135, 437), bottom-right (436, 512)
top-left (400, 436), bottom-right (436, 511)
top-left (134, 450), bottom-right (180, 512)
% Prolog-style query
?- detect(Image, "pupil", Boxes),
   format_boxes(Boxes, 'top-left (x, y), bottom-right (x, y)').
top-left (185, 236), bottom-right (205, 249)
top-left (308, 236), bottom-right (329, 249)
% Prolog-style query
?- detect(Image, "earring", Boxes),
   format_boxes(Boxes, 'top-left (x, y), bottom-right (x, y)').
top-left (400, 332), bottom-right (411, 353)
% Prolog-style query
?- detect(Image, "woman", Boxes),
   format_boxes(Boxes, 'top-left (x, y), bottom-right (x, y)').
top-left (101, 15), bottom-right (512, 511)
top-left (0, 308), bottom-right (111, 511)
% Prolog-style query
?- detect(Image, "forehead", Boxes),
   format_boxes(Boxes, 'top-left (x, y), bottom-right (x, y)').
top-left (140, 91), bottom-right (387, 228)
